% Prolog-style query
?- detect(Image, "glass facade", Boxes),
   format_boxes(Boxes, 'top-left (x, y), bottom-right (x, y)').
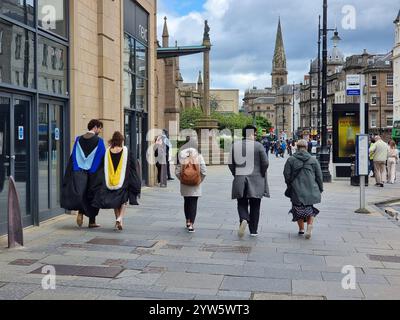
top-left (0, 0), bottom-right (68, 234)
top-left (123, 34), bottom-right (148, 112)
top-left (123, 0), bottom-right (149, 185)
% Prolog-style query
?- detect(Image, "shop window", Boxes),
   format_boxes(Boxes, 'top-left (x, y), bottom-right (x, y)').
top-left (371, 94), bottom-right (377, 106)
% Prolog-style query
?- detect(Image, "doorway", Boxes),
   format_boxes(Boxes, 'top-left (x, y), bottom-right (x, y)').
top-left (0, 93), bottom-right (32, 235)
top-left (124, 110), bottom-right (148, 185)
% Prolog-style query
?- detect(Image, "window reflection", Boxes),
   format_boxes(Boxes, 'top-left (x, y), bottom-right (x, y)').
top-left (38, 36), bottom-right (67, 95)
top-left (0, 19), bottom-right (35, 89)
top-left (0, 0), bottom-right (35, 27)
top-left (123, 34), bottom-right (148, 112)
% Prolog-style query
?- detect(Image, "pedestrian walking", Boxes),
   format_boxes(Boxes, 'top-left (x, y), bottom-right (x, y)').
top-left (369, 137), bottom-right (376, 178)
top-left (61, 120), bottom-right (106, 229)
top-left (163, 129), bottom-right (175, 181)
top-left (229, 125), bottom-right (269, 238)
top-left (387, 140), bottom-right (399, 184)
top-left (154, 135), bottom-right (168, 187)
top-left (284, 139), bottom-right (323, 240)
top-left (175, 137), bottom-right (207, 233)
top-left (370, 136), bottom-right (389, 188)
top-left (92, 132), bottom-right (141, 231)
top-left (280, 140), bottom-right (287, 158)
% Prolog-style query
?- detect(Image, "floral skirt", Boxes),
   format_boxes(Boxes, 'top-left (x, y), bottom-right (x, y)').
top-left (289, 205), bottom-right (320, 222)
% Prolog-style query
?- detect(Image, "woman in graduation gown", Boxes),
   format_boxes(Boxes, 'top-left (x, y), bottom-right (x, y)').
top-left (92, 131), bottom-right (141, 230)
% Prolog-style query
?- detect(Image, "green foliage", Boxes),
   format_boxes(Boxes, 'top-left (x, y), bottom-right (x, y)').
top-left (180, 108), bottom-right (204, 130)
top-left (179, 108), bottom-right (273, 142)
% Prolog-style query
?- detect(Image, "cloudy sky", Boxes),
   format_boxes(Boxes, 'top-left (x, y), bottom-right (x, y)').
top-left (157, 0), bottom-right (398, 103)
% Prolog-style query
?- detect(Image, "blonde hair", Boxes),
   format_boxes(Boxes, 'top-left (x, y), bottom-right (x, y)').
top-left (297, 139), bottom-right (308, 150)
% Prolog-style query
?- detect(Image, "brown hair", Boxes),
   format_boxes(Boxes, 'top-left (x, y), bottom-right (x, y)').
top-left (87, 119), bottom-right (103, 131)
top-left (389, 140), bottom-right (397, 149)
top-left (109, 131), bottom-right (125, 148)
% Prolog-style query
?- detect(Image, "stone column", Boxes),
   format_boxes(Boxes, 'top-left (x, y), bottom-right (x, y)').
top-left (195, 21), bottom-right (220, 165)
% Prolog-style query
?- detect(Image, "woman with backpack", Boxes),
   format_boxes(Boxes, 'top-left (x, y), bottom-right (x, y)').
top-left (283, 139), bottom-right (323, 239)
top-left (175, 136), bottom-right (207, 233)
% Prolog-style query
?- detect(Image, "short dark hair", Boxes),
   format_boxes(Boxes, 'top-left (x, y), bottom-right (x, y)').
top-left (242, 125), bottom-right (257, 138)
top-left (88, 119), bottom-right (103, 131)
top-left (109, 131), bottom-right (125, 148)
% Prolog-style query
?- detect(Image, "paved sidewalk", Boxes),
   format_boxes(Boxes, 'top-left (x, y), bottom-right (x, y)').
top-left (1, 157), bottom-right (400, 300)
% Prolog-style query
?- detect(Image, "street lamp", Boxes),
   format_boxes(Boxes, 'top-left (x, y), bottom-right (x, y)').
top-left (293, 81), bottom-right (296, 139)
top-left (318, 0), bottom-right (342, 183)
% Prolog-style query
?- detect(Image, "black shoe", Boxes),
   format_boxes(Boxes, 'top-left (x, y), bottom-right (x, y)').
top-left (168, 177), bottom-right (175, 181)
top-left (188, 226), bottom-right (195, 233)
top-left (380, 184), bottom-right (384, 188)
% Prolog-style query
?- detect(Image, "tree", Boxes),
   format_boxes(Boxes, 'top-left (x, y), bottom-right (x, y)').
top-left (180, 108), bottom-right (204, 130)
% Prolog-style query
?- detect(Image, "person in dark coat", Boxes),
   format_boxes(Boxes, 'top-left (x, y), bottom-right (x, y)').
top-left (229, 125), bottom-right (269, 238)
top-left (92, 132), bottom-right (141, 231)
top-left (284, 139), bottom-right (323, 240)
top-left (61, 120), bottom-right (106, 228)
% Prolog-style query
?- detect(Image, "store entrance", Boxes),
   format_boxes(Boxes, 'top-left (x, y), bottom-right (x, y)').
top-left (124, 110), bottom-right (148, 185)
top-left (0, 93), bottom-right (31, 235)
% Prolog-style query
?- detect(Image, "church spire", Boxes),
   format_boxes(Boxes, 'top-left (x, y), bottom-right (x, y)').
top-left (162, 16), bottom-right (169, 47)
top-left (271, 17), bottom-right (288, 91)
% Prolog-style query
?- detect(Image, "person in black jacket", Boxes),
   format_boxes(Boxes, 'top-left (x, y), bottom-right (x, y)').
top-left (92, 131), bottom-right (141, 231)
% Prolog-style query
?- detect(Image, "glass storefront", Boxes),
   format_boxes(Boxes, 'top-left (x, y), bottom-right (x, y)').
top-left (0, 1), bottom-right (68, 234)
top-left (123, 0), bottom-right (149, 185)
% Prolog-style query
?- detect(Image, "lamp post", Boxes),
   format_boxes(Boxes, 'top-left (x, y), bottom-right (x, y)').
top-left (293, 81), bottom-right (296, 139)
top-left (309, 60), bottom-right (313, 137)
top-left (320, 0), bottom-right (332, 183)
top-left (318, 0), bottom-right (341, 183)
top-left (317, 15), bottom-right (321, 139)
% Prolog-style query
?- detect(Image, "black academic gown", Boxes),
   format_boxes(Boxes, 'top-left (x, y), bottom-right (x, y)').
top-left (60, 136), bottom-right (105, 219)
top-left (92, 152), bottom-right (141, 210)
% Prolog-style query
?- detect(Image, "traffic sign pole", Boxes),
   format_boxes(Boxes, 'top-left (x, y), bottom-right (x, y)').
top-left (355, 74), bottom-right (370, 214)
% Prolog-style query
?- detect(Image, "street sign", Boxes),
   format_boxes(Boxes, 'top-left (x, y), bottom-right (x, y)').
top-left (356, 134), bottom-right (369, 176)
top-left (18, 126), bottom-right (24, 141)
top-left (347, 75), bottom-right (361, 96)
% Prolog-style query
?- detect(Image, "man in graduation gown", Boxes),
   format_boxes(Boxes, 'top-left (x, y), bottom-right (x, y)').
top-left (61, 120), bottom-right (106, 228)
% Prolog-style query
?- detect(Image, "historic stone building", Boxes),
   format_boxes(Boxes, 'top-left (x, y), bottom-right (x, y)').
top-left (394, 10), bottom-right (400, 122)
top-left (299, 34), bottom-right (345, 140)
top-left (243, 18), bottom-right (292, 137)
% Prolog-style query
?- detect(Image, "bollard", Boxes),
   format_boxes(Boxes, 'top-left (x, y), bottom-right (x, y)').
top-left (8, 176), bottom-right (23, 248)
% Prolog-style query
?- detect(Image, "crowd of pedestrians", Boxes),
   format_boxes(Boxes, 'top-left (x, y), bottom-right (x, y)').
top-left (369, 135), bottom-right (399, 187)
top-left (62, 121), bottom-right (400, 241)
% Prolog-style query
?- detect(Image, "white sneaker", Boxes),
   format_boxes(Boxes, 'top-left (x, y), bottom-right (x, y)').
top-left (305, 225), bottom-right (313, 240)
top-left (250, 233), bottom-right (259, 237)
top-left (238, 220), bottom-right (248, 238)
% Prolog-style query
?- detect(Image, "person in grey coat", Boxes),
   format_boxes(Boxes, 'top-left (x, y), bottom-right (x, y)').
top-left (284, 139), bottom-right (323, 240)
top-left (175, 137), bottom-right (207, 233)
top-left (229, 125), bottom-right (269, 238)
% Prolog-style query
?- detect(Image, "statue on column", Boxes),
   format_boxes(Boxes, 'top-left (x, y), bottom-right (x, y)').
top-left (203, 20), bottom-right (210, 41)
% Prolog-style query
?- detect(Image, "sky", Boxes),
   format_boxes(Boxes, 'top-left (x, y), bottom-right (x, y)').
top-left (157, 0), bottom-right (399, 104)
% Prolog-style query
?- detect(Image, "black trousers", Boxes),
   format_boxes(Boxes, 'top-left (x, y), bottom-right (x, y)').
top-left (184, 197), bottom-right (199, 224)
top-left (237, 198), bottom-right (261, 234)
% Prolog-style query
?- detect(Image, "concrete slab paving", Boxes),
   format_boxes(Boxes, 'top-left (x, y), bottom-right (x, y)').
top-left (1, 157), bottom-right (400, 300)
